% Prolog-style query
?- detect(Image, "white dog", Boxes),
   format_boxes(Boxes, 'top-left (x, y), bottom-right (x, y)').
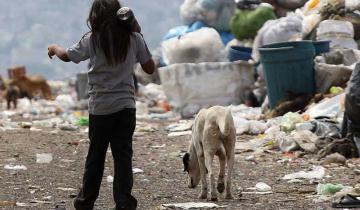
top-left (183, 106), bottom-right (236, 201)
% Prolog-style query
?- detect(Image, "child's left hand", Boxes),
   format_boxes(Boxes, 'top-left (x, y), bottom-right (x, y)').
top-left (47, 44), bottom-right (58, 59)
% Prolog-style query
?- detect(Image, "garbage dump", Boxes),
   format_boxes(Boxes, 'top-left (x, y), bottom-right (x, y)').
top-left (1, 0), bottom-right (360, 209)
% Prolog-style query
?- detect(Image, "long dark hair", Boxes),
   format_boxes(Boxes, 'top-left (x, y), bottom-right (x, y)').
top-left (87, 0), bottom-right (132, 65)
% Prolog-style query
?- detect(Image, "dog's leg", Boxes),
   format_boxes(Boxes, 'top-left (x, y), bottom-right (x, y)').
top-left (224, 139), bottom-right (235, 199)
top-left (205, 151), bottom-right (217, 201)
top-left (216, 146), bottom-right (226, 194)
top-left (198, 153), bottom-right (208, 200)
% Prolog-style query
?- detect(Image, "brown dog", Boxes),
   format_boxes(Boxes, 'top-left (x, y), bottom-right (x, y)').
top-left (5, 85), bottom-right (20, 109)
top-left (10, 75), bottom-right (53, 100)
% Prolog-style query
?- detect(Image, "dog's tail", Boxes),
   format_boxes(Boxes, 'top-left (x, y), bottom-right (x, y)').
top-left (218, 108), bottom-right (233, 137)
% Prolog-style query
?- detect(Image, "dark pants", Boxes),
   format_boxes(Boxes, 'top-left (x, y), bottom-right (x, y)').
top-left (74, 109), bottom-right (137, 210)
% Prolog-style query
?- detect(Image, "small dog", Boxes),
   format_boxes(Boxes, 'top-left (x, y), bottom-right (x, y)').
top-left (183, 106), bottom-right (236, 201)
top-left (5, 85), bottom-right (20, 109)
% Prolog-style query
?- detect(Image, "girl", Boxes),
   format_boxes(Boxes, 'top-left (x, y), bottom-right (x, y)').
top-left (48, 0), bottom-right (154, 209)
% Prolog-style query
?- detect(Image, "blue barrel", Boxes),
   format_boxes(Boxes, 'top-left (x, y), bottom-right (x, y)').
top-left (259, 41), bottom-right (315, 108)
top-left (313, 41), bottom-right (330, 55)
top-left (228, 46), bottom-right (252, 61)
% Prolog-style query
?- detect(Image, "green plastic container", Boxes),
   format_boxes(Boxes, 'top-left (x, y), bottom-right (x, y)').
top-left (259, 41), bottom-right (316, 108)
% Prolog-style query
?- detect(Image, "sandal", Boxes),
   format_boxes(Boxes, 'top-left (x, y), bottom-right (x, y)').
top-left (332, 194), bottom-right (360, 208)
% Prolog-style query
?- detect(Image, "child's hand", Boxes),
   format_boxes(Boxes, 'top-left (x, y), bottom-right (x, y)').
top-left (47, 44), bottom-right (70, 62)
top-left (47, 44), bottom-right (58, 59)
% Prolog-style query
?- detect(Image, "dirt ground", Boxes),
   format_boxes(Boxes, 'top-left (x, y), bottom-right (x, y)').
top-left (0, 119), bottom-right (359, 210)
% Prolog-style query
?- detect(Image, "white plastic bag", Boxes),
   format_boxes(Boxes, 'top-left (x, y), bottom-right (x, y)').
top-left (345, 0), bottom-right (360, 10)
top-left (252, 15), bottom-right (303, 62)
top-left (159, 61), bottom-right (254, 117)
top-left (317, 20), bottom-right (358, 49)
top-left (162, 28), bottom-right (226, 65)
top-left (306, 93), bottom-right (345, 119)
top-left (180, 0), bottom-right (236, 31)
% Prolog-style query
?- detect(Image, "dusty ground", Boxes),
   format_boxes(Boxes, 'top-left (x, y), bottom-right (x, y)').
top-left (0, 119), bottom-right (359, 210)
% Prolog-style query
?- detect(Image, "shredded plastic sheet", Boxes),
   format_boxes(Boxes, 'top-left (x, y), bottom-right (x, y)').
top-left (282, 166), bottom-right (326, 180)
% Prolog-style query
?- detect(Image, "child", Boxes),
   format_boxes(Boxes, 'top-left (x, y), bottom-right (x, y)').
top-left (48, 0), bottom-right (155, 209)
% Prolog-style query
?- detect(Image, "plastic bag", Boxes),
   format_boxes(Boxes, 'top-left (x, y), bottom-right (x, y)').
top-left (282, 166), bottom-right (326, 180)
top-left (230, 5), bottom-right (277, 40)
top-left (315, 62), bottom-right (353, 93)
top-left (317, 20), bottom-right (358, 49)
top-left (306, 93), bottom-right (345, 119)
top-left (252, 15), bottom-right (303, 62)
top-left (180, 0), bottom-right (200, 25)
top-left (312, 119), bottom-right (341, 138)
top-left (303, 0), bottom-right (323, 15)
top-left (317, 183), bottom-right (344, 195)
top-left (345, 0), bottom-right (360, 10)
top-left (180, 0), bottom-right (236, 31)
top-left (280, 112), bottom-right (305, 132)
top-left (163, 21), bottom-right (234, 45)
top-left (162, 28), bottom-right (226, 65)
top-left (302, 13), bottom-right (322, 35)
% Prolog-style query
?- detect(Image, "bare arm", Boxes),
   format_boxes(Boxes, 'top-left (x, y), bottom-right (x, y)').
top-left (48, 44), bottom-right (70, 62)
top-left (141, 59), bottom-right (155, 75)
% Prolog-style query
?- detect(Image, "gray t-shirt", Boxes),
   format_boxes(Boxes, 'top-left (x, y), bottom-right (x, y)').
top-left (66, 33), bottom-right (152, 115)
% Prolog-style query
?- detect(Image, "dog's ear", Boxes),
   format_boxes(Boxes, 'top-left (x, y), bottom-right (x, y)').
top-left (182, 153), bottom-right (190, 172)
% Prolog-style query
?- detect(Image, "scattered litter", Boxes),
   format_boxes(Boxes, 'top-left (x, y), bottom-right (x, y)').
top-left (60, 159), bottom-right (76, 163)
top-left (58, 124), bottom-right (78, 131)
top-left (166, 121), bottom-right (193, 132)
top-left (4, 164), bottom-right (27, 170)
top-left (0, 201), bottom-right (16, 207)
top-left (20, 122), bottom-right (32, 129)
top-left (30, 127), bottom-right (42, 132)
top-left (296, 122), bottom-right (314, 132)
top-left (168, 131), bottom-right (192, 137)
top-left (322, 153), bottom-right (347, 165)
top-left (16, 202), bottom-right (29, 207)
top-left (306, 93), bottom-right (344, 119)
top-left (245, 155), bottom-right (255, 162)
top-left (317, 183), bottom-right (344, 195)
top-left (107, 175), bottom-right (114, 183)
top-left (56, 187), bottom-right (76, 191)
top-left (42, 196), bottom-right (52, 201)
top-left (36, 153), bottom-right (53, 164)
top-left (136, 125), bottom-right (158, 133)
top-left (255, 182), bottom-right (272, 192)
top-left (77, 117), bottom-right (89, 126)
top-left (161, 202), bottom-right (226, 209)
top-left (242, 191), bottom-right (273, 195)
top-left (149, 144), bottom-right (166, 149)
top-left (282, 166), bottom-right (326, 181)
top-left (280, 112), bottom-right (305, 132)
top-left (133, 168), bottom-right (144, 174)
